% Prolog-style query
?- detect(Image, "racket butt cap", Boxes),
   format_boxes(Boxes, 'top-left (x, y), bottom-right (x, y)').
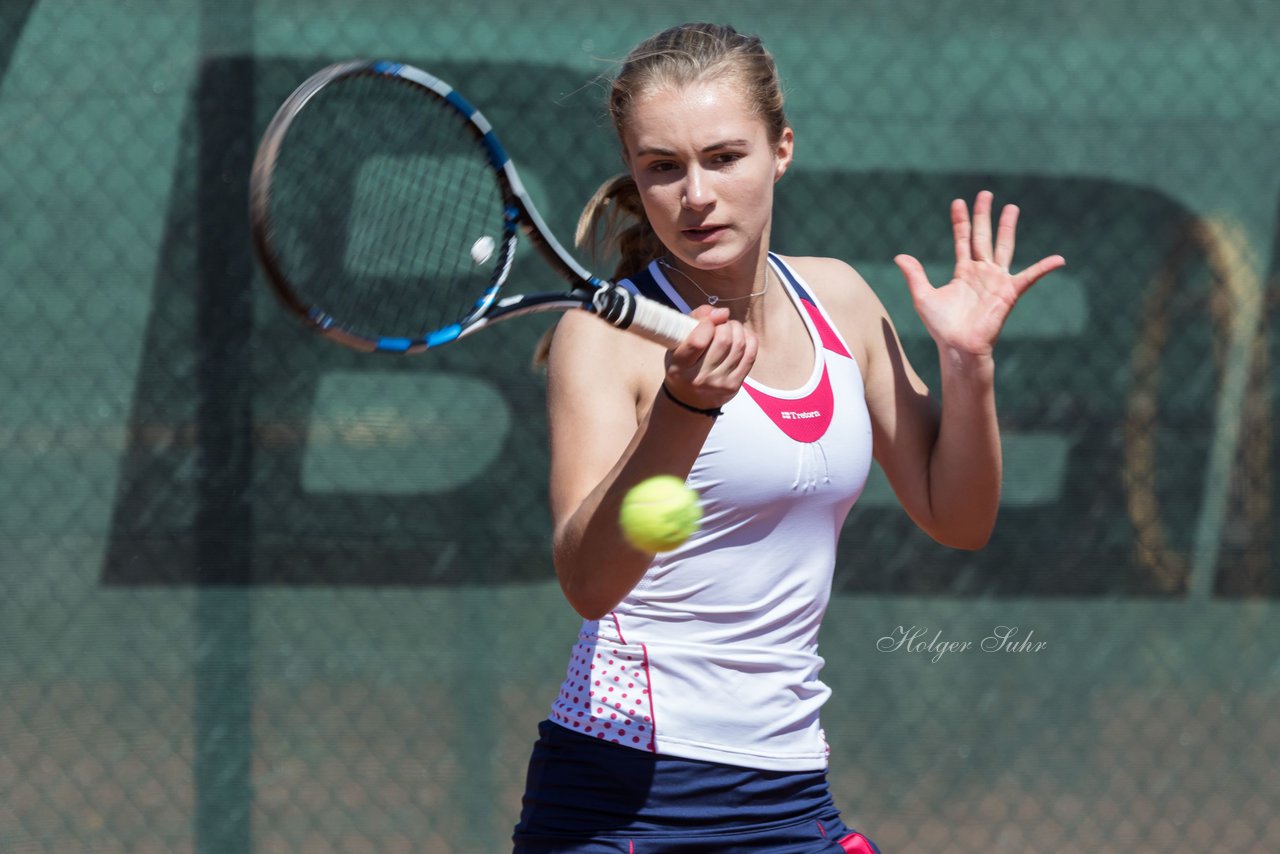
top-left (592, 284), bottom-right (698, 349)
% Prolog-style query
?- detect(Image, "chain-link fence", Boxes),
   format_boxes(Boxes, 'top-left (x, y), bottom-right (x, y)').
top-left (3, 1), bottom-right (1279, 851)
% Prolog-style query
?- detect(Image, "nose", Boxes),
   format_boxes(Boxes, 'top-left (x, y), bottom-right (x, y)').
top-left (681, 166), bottom-right (714, 210)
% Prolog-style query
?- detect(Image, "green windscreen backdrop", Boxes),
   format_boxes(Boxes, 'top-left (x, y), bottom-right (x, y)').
top-left (2, 1), bottom-right (1278, 851)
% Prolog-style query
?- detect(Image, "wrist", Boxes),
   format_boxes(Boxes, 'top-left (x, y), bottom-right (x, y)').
top-left (939, 346), bottom-right (996, 378)
top-left (660, 383), bottom-right (723, 418)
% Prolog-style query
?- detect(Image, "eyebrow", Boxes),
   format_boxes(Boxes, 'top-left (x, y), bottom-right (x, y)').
top-left (632, 139), bottom-right (751, 158)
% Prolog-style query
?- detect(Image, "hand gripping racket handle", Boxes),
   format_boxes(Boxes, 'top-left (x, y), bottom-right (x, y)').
top-left (592, 284), bottom-right (700, 349)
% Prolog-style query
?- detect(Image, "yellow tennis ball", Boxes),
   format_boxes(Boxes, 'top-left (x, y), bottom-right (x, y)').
top-left (619, 475), bottom-right (702, 553)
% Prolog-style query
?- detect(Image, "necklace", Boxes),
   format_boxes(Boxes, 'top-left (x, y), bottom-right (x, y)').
top-left (658, 258), bottom-right (770, 306)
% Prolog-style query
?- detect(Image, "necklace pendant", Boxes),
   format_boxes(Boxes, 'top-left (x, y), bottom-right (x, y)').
top-left (706, 295), bottom-right (719, 305)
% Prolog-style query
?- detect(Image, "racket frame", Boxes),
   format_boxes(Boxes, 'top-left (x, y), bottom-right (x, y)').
top-left (250, 60), bottom-right (696, 353)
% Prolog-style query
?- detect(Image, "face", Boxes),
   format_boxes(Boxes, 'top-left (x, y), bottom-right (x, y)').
top-left (622, 78), bottom-right (793, 274)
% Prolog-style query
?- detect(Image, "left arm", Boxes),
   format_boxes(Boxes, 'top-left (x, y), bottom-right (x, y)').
top-left (858, 191), bottom-right (1065, 548)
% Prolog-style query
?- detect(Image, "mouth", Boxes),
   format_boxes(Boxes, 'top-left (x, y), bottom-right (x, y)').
top-left (681, 224), bottom-right (728, 242)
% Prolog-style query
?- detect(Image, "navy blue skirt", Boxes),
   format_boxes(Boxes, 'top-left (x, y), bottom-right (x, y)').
top-left (513, 720), bottom-right (880, 853)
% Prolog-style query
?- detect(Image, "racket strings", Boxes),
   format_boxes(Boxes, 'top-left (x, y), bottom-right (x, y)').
top-left (265, 74), bottom-right (507, 340)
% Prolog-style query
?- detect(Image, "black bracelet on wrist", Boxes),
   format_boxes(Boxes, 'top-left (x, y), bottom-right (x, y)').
top-left (661, 383), bottom-right (723, 418)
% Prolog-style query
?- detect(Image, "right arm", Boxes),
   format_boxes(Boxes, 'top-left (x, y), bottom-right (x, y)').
top-left (546, 305), bottom-right (753, 620)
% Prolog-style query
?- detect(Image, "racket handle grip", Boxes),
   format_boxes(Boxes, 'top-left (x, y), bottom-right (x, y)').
top-left (593, 284), bottom-right (699, 349)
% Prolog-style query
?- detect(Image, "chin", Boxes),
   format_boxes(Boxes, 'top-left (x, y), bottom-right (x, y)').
top-left (676, 243), bottom-right (739, 270)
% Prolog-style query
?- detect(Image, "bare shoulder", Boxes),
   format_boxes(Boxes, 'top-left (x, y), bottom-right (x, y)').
top-left (545, 308), bottom-right (662, 417)
top-left (773, 255), bottom-right (891, 370)
top-left (776, 255), bottom-right (885, 314)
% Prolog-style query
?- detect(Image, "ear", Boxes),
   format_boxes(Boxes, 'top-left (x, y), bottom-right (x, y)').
top-left (773, 126), bottom-right (795, 183)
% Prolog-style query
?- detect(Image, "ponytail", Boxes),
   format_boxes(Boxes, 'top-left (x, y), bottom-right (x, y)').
top-left (533, 173), bottom-right (663, 368)
top-left (575, 173), bottom-right (664, 280)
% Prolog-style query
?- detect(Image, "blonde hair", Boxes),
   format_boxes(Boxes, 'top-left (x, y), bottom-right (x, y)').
top-left (536, 23), bottom-right (787, 367)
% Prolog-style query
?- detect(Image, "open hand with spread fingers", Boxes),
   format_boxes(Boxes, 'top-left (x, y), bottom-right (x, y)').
top-left (893, 190), bottom-right (1066, 358)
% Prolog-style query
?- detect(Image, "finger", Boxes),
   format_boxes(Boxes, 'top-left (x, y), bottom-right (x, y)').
top-left (971, 190), bottom-right (994, 261)
top-left (697, 318), bottom-right (738, 375)
top-left (670, 305), bottom-right (727, 364)
top-left (722, 324), bottom-right (758, 388)
top-left (951, 198), bottom-right (972, 265)
top-left (717, 321), bottom-right (748, 377)
top-left (689, 304), bottom-right (730, 325)
top-left (893, 254), bottom-right (933, 307)
top-left (1011, 254), bottom-right (1067, 297)
top-left (669, 315), bottom-right (718, 369)
top-left (994, 204), bottom-right (1019, 269)
top-left (721, 319), bottom-right (750, 369)
top-left (677, 321), bottom-right (747, 406)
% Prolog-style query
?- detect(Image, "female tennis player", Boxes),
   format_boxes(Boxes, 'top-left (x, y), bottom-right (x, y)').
top-left (513, 22), bottom-right (1064, 853)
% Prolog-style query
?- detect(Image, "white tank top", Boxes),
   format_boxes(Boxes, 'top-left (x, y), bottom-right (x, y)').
top-left (548, 254), bottom-right (874, 770)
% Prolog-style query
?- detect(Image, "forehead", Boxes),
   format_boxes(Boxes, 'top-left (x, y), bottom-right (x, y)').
top-left (622, 78), bottom-right (764, 154)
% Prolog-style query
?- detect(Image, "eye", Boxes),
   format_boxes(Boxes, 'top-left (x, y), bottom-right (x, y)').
top-left (711, 152), bottom-right (744, 166)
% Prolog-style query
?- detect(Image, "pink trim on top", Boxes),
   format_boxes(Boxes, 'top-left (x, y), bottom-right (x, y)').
top-left (741, 267), bottom-right (855, 443)
top-left (802, 299), bottom-right (851, 358)
top-left (640, 642), bottom-right (657, 752)
top-left (609, 612), bottom-right (627, 645)
top-left (743, 364), bottom-right (835, 443)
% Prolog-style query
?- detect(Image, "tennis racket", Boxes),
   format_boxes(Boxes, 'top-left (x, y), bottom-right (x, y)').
top-left (249, 60), bottom-right (698, 353)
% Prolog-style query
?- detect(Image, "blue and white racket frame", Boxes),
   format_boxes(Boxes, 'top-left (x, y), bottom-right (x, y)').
top-left (249, 60), bottom-right (696, 354)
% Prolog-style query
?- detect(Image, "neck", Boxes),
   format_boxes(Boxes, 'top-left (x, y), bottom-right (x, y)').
top-left (658, 254), bottom-right (773, 315)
